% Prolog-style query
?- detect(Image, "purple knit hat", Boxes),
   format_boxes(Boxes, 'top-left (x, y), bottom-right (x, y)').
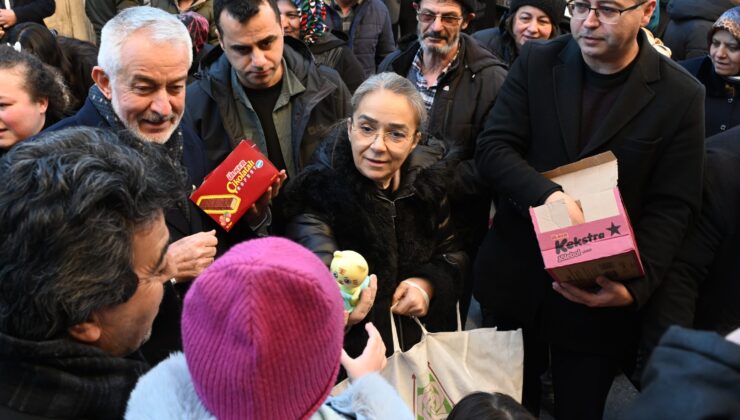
top-left (182, 237), bottom-right (345, 420)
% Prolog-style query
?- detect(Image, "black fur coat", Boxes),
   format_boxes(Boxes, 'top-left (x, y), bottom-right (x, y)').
top-left (283, 130), bottom-right (466, 356)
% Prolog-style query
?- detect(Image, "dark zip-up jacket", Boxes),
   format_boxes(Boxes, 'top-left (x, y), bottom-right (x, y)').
top-left (186, 37), bottom-right (351, 174)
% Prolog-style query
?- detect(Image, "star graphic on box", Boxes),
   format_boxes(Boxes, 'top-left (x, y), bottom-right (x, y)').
top-left (607, 222), bottom-right (621, 236)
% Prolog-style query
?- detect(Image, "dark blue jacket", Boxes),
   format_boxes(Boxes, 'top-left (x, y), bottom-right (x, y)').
top-left (325, 0), bottom-right (395, 79)
top-left (626, 326), bottom-right (740, 419)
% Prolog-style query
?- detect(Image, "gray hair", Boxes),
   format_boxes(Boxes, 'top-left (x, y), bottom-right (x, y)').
top-left (98, 6), bottom-right (193, 81)
top-left (351, 72), bottom-right (428, 130)
top-left (0, 127), bottom-right (186, 341)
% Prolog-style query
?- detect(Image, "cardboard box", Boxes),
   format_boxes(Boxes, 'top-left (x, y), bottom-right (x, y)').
top-left (191, 140), bottom-right (278, 232)
top-left (529, 152), bottom-right (644, 288)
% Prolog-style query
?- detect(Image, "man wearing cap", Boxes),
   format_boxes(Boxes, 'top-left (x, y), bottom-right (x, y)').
top-left (474, 0), bottom-right (704, 418)
top-left (378, 0), bottom-right (507, 319)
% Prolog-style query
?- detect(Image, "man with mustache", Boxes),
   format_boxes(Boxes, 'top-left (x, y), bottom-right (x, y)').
top-left (47, 7), bottom-right (252, 365)
top-left (378, 0), bottom-right (507, 320)
top-left (474, 0), bottom-right (704, 418)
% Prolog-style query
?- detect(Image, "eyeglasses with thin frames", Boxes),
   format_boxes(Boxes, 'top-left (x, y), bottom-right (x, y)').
top-left (567, 1), bottom-right (647, 24)
top-left (416, 11), bottom-right (464, 26)
top-left (351, 122), bottom-right (414, 145)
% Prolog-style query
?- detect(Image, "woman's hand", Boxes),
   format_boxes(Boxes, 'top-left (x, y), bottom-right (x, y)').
top-left (340, 322), bottom-right (387, 380)
top-left (392, 277), bottom-right (433, 317)
top-left (545, 190), bottom-right (585, 225)
top-left (346, 274), bottom-right (377, 328)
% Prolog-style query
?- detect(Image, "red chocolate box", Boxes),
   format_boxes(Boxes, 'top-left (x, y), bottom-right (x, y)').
top-left (191, 140), bottom-right (278, 232)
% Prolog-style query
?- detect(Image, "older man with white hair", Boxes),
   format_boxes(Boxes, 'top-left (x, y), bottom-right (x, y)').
top-left (49, 6), bottom-right (225, 364)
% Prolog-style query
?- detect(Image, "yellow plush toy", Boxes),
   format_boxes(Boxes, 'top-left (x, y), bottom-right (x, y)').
top-left (330, 250), bottom-right (371, 312)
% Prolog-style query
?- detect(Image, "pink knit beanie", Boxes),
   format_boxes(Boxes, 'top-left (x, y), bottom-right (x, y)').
top-left (181, 237), bottom-right (345, 420)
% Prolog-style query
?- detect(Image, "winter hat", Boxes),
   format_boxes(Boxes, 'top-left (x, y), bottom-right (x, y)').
top-left (508, 0), bottom-right (567, 27)
top-left (708, 6), bottom-right (740, 46)
top-left (181, 237), bottom-right (345, 420)
top-left (291, 0), bottom-right (329, 45)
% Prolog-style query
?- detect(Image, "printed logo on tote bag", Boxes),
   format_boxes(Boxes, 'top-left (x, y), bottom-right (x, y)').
top-left (413, 363), bottom-right (453, 420)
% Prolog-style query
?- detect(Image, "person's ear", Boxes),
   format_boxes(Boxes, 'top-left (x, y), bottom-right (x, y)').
top-left (68, 316), bottom-right (102, 344)
top-left (37, 96), bottom-right (48, 114)
top-left (412, 2), bottom-right (419, 11)
top-left (91, 66), bottom-right (113, 100)
top-left (640, 0), bottom-right (657, 26)
top-left (347, 118), bottom-right (352, 137)
top-left (411, 131), bottom-right (421, 150)
top-left (462, 12), bottom-right (475, 30)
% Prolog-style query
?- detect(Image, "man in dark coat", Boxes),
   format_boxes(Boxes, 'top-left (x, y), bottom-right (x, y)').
top-left (378, 0), bottom-right (507, 318)
top-left (47, 7), bottom-right (226, 365)
top-left (0, 127), bottom-right (183, 419)
top-left (187, 0), bottom-right (350, 176)
top-left (474, 0), bottom-right (705, 417)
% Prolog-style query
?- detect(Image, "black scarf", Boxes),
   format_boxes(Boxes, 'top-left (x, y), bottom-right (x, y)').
top-left (0, 330), bottom-right (149, 419)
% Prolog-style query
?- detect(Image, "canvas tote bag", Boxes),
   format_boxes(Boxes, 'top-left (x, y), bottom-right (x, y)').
top-left (334, 309), bottom-right (524, 419)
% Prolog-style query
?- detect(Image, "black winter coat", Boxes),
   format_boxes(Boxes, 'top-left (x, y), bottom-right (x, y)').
top-left (474, 32), bottom-right (705, 355)
top-left (283, 130), bottom-right (466, 357)
top-left (309, 30), bottom-right (365, 93)
top-left (472, 27), bottom-right (518, 67)
top-left (681, 55), bottom-right (739, 137)
top-left (3, 0), bottom-right (54, 28)
top-left (641, 126), bottom-right (740, 353)
top-left (378, 33), bottom-right (508, 252)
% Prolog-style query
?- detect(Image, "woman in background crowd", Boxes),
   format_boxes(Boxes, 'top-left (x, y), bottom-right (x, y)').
top-left (472, 0), bottom-right (565, 66)
top-left (277, 0), bottom-right (364, 92)
top-left (284, 72), bottom-right (465, 358)
top-left (681, 6), bottom-right (740, 137)
top-left (11, 22), bottom-right (97, 111)
top-left (0, 45), bottom-right (69, 154)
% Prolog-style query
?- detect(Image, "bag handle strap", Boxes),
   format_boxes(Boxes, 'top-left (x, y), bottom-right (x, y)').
top-left (389, 301), bottom-right (464, 353)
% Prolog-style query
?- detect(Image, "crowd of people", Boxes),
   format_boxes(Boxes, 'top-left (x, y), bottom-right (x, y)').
top-left (0, 0), bottom-right (739, 418)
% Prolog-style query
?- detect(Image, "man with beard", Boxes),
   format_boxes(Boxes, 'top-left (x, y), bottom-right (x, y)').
top-left (378, 0), bottom-right (507, 319)
top-left (48, 7), bottom-right (272, 364)
top-left (474, 0), bottom-right (704, 418)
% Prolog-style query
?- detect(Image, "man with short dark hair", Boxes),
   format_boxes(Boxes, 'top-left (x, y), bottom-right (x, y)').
top-left (379, 0), bottom-right (507, 318)
top-left (474, 0), bottom-right (705, 417)
top-left (0, 127), bottom-right (183, 419)
top-left (187, 0), bottom-right (350, 191)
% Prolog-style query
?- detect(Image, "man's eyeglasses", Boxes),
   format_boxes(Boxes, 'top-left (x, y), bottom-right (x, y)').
top-left (282, 11), bottom-right (301, 20)
top-left (567, 1), bottom-right (647, 24)
top-left (351, 123), bottom-right (413, 145)
top-left (416, 11), bottom-right (464, 26)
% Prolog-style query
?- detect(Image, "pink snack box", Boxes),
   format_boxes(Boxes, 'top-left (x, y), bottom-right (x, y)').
top-left (529, 152), bottom-right (644, 288)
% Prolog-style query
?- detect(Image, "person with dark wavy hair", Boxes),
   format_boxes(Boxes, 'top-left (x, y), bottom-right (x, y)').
top-left (0, 126), bottom-right (186, 419)
top-left (12, 22), bottom-right (98, 111)
top-left (0, 44), bottom-right (69, 154)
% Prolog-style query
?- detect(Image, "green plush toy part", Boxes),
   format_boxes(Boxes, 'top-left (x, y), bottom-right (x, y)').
top-left (330, 250), bottom-right (371, 312)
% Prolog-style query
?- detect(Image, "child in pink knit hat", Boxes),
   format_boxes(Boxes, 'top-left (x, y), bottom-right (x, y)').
top-left (125, 237), bottom-right (412, 419)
